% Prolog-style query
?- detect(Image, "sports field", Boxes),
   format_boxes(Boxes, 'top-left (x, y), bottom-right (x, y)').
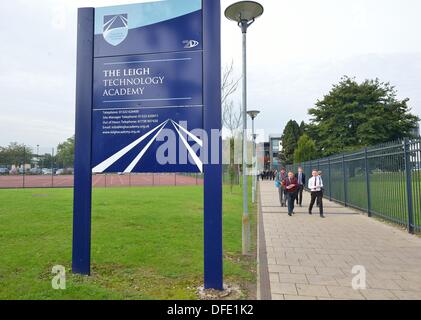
top-left (0, 173), bottom-right (202, 189)
top-left (0, 184), bottom-right (256, 300)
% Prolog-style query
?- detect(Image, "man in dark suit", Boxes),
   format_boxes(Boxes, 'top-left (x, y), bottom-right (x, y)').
top-left (295, 167), bottom-right (306, 207)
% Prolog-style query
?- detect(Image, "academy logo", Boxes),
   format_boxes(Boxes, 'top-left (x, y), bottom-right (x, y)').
top-left (103, 14), bottom-right (128, 46)
top-left (183, 40), bottom-right (199, 49)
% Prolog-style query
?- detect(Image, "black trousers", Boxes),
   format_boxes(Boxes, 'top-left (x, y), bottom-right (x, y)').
top-left (316, 190), bottom-right (324, 206)
top-left (286, 192), bottom-right (297, 214)
top-left (296, 185), bottom-right (304, 205)
top-left (309, 191), bottom-right (324, 216)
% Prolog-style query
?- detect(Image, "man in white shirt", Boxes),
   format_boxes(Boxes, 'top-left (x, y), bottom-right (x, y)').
top-left (308, 169), bottom-right (325, 218)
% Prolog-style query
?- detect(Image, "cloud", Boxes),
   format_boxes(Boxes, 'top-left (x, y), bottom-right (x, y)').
top-left (0, 0), bottom-right (421, 148)
top-left (221, 0), bottom-right (421, 138)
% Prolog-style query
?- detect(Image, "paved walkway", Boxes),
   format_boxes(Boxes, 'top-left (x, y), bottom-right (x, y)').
top-left (258, 181), bottom-right (421, 300)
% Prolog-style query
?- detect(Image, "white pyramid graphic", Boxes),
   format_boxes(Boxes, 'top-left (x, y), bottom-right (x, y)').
top-left (92, 119), bottom-right (203, 173)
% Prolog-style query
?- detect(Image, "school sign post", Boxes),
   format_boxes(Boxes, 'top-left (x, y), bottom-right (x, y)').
top-left (73, 0), bottom-right (223, 290)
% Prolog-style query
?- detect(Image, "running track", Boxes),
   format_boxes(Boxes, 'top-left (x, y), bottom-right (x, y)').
top-left (0, 174), bottom-right (203, 189)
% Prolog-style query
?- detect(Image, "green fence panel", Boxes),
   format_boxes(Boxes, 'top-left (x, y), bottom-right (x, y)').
top-left (289, 137), bottom-right (421, 233)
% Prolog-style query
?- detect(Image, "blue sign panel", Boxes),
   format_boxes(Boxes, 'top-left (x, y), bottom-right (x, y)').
top-left (92, 1), bottom-right (203, 173)
top-left (93, 51), bottom-right (203, 109)
top-left (94, 0), bottom-right (202, 57)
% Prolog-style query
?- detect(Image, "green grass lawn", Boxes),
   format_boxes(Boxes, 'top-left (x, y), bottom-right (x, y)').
top-left (0, 184), bottom-right (256, 300)
top-left (323, 171), bottom-right (421, 231)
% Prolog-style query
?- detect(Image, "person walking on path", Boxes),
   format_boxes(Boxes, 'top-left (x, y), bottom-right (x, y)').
top-left (308, 169), bottom-right (325, 218)
top-left (317, 170), bottom-right (324, 207)
top-left (275, 168), bottom-right (287, 207)
top-left (295, 167), bottom-right (306, 207)
top-left (285, 171), bottom-right (298, 216)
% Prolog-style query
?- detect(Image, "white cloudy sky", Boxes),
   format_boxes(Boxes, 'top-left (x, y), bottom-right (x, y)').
top-left (0, 0), bottom-right (420, 152)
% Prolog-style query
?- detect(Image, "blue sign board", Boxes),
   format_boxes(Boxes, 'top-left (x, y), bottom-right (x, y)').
top-left (92, 1), bottom-right (204, 173)
top-left (92, 50), bottom-right (204, 173)
top-left (73, 0), bottom-right (222, 290)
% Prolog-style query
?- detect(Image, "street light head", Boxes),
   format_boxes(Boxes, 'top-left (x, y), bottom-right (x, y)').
top-left (247, 110), bottom-right (260, 120)
top-left (225, 1), bottom-right (264, 30)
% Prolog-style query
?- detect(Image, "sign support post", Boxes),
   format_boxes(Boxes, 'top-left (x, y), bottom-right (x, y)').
top-left (203, 0), bottom-right (223, 290)
top-left (72, 8), bottom-right (94, 275)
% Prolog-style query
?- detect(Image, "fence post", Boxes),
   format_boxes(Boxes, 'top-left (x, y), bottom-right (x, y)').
top-left (328, 157), bottom-right (332, 201)
top-left (403, 138), bottom-right (414, 234)
top-left (342, 154), bottom-right (347, 206)
top-left (364, 148), bottom-right (372, 217)
top-left (51, 148), bottom-right (54, 188)
top-left (22, 147), bottom-right (26, 188)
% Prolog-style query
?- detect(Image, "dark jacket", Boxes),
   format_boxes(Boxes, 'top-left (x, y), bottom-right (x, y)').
top-left (285, 177), bottom-right (298, 193)
top-left (295, 172), bottom-right (306, 186)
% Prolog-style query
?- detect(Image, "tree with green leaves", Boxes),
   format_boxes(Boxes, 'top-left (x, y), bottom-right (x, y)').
top-left (56, 136), bottom-right (75, 168)
top-left (281, 120), bottom-right (302, 164)
top-left (0, 142), bottom-right (33, 167)
top-left (299, 121), bottom-right (306, 135)
top-left (38, 153), bottom-right (55, 169)
top-left (308, 76), bottom-right (419, 156)
top-left (294, 134), bottom-right (317, 163)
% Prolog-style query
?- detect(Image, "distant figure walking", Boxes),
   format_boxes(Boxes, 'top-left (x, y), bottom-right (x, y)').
top-left (276, 168), bottom-right (287, 207)
top-left (295, 167), bottom-right (306, 207)
top-left (308, 169), bottom-right (325, 218)
top-left (285, 171), bottom-right (298, 216)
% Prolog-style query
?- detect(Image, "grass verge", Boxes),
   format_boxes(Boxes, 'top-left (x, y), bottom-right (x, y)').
top-left (0, 184), bottom-right (256, 299)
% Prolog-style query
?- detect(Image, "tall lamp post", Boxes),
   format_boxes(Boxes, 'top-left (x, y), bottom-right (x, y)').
top-left (225, 1), bottom-right (264, 255)
top-left (247, 110), bottom-right (260, 204)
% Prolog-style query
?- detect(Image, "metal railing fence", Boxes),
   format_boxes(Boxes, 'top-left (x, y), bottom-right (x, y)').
top-left (287, 138), bottom-right (421, 234)
top-left (0, 144), bottom-right (242, 188)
